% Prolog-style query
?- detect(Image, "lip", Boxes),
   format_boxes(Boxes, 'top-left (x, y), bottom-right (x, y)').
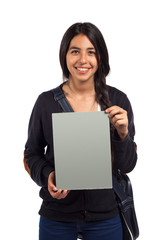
top-left (75, 67), bottom-right (91, 74)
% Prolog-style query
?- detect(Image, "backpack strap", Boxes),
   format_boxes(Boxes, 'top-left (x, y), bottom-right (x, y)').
top-left (52, 86), bottom-right (74, 112)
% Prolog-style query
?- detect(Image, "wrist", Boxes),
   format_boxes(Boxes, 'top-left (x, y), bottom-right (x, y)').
top-left (118, 130), bottom-right (129, 141)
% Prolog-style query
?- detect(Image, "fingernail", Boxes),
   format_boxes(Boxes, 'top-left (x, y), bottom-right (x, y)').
top-left (53, 189), bottom-right (58, 192)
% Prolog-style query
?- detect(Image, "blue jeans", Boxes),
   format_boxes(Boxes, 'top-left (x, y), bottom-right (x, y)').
top-left (39, 215), bottom-right (122, 240)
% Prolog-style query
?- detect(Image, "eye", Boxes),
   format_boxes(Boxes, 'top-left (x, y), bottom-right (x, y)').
top-left (88, 51), bottom-right (96, 55)
top-left (71, 50), bottom-right (79, 55)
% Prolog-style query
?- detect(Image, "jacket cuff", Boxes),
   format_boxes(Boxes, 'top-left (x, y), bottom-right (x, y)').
top-left (112, 133), bottom-right (131, 155)
top-left (42, 165), bottom-right (54, 186)
top-left (112, 133), bottom-right (130, 144)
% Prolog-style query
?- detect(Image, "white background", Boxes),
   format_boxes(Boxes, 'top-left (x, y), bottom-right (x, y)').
top-left (0, 0), bottom-right (160, 239)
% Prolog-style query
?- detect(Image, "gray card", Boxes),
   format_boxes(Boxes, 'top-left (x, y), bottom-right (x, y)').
top-left (52, 111), bottom-right (112, 190)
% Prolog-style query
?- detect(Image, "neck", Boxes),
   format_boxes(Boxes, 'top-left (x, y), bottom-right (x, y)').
top-left (67, 78), bottom-right (96, 97)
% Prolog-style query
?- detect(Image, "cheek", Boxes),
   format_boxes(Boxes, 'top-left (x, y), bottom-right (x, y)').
top-left (66, 56), bottom-right (76, 70)
top-left (91, 58), bottom-right (98, 70)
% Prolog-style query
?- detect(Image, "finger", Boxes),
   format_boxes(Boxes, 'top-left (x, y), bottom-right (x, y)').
top-left (105, 106), bottom-right (121, 114)
top-left (106, 109), bottom-right (124, 121)
top-left (105, 106), bottom-right (117, 112)
top-left (48, 171), bottom-right (56, 188)
top-left (52, 185), bottom-right (58, 192)
top-left (112, 114), bottom-right (128, 127)
top-left (110, 113), bottom-right (125, 125)
top-left (48, 181), bottom-right (57, 192)
top-left (109, 109), bottom-right (125, 119)
top-left (51, 189), bottom-right (62, 199)
top-left (114, 119), bottom-right (127, 128)
top-left (57, 190), bottom-right (69, 199)
top-left (50, 189), bottom-right (70, 200)
top-left (55, 190), bottom-right (69, 200)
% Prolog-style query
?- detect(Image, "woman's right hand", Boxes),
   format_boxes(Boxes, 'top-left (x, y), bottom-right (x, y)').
top-left (48, 171), bottom-right (70, 199)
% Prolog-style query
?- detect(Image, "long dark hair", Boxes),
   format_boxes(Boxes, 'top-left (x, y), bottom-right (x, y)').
top-left (59, 22), bottom-right (111, 110)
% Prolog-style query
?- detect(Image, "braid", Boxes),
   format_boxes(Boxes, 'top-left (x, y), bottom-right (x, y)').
top-left (95, 72), bottom-right (115, 165)
top-left (94, 71), bottom-right (111, 110)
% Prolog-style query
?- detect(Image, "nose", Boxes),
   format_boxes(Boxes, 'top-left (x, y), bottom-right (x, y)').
top-left (79, 52), bottom-right (87, 64)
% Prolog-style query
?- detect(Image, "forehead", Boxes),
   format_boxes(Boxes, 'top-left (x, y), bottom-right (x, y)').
top-left (69, 34), bottom-right (95, 49)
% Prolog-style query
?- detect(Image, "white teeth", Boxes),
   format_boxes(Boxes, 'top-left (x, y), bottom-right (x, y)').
top-left (77, 68), bottom-right (89, 71)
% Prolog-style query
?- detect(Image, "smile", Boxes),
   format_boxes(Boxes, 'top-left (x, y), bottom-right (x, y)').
top-left (75, 67), bottom-right (90, 73)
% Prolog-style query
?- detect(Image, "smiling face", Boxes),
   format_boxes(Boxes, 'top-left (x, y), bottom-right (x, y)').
top-left (66, 34), bottom-right (98, 84)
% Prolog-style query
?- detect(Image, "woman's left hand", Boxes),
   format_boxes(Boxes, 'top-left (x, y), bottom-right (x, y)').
top-left (105, 106), bottom-right (128, 141)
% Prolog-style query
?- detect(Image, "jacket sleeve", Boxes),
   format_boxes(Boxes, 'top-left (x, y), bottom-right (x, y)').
top-left (23, 94), bottom-right (54, 187)
top-left (112, 95), bottom-right (137, 174)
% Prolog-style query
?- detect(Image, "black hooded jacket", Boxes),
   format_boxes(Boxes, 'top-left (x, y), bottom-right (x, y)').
top-left (24, 84), bottom-right (137, 222)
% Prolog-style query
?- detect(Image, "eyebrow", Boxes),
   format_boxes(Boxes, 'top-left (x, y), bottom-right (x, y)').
top-left (69, 47), bottom-right (95, 50)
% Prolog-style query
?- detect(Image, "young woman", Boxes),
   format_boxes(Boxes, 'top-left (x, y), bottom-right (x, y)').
top-left (24, 22), bottom-right (137, 240)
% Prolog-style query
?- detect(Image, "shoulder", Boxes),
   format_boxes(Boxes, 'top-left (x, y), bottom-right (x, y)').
top-left (37, 89), bottom-right (54, 103)
top-left (38, 84), bottom-right (63, 101)
top-left (107, 85), bottom-right (127, 100)
top-left (107, 85), bottom-right (130, 110)
top-left (33, 85), bottom-right (62, 113)
top-left (37, 84), bottom-right (63, 104)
